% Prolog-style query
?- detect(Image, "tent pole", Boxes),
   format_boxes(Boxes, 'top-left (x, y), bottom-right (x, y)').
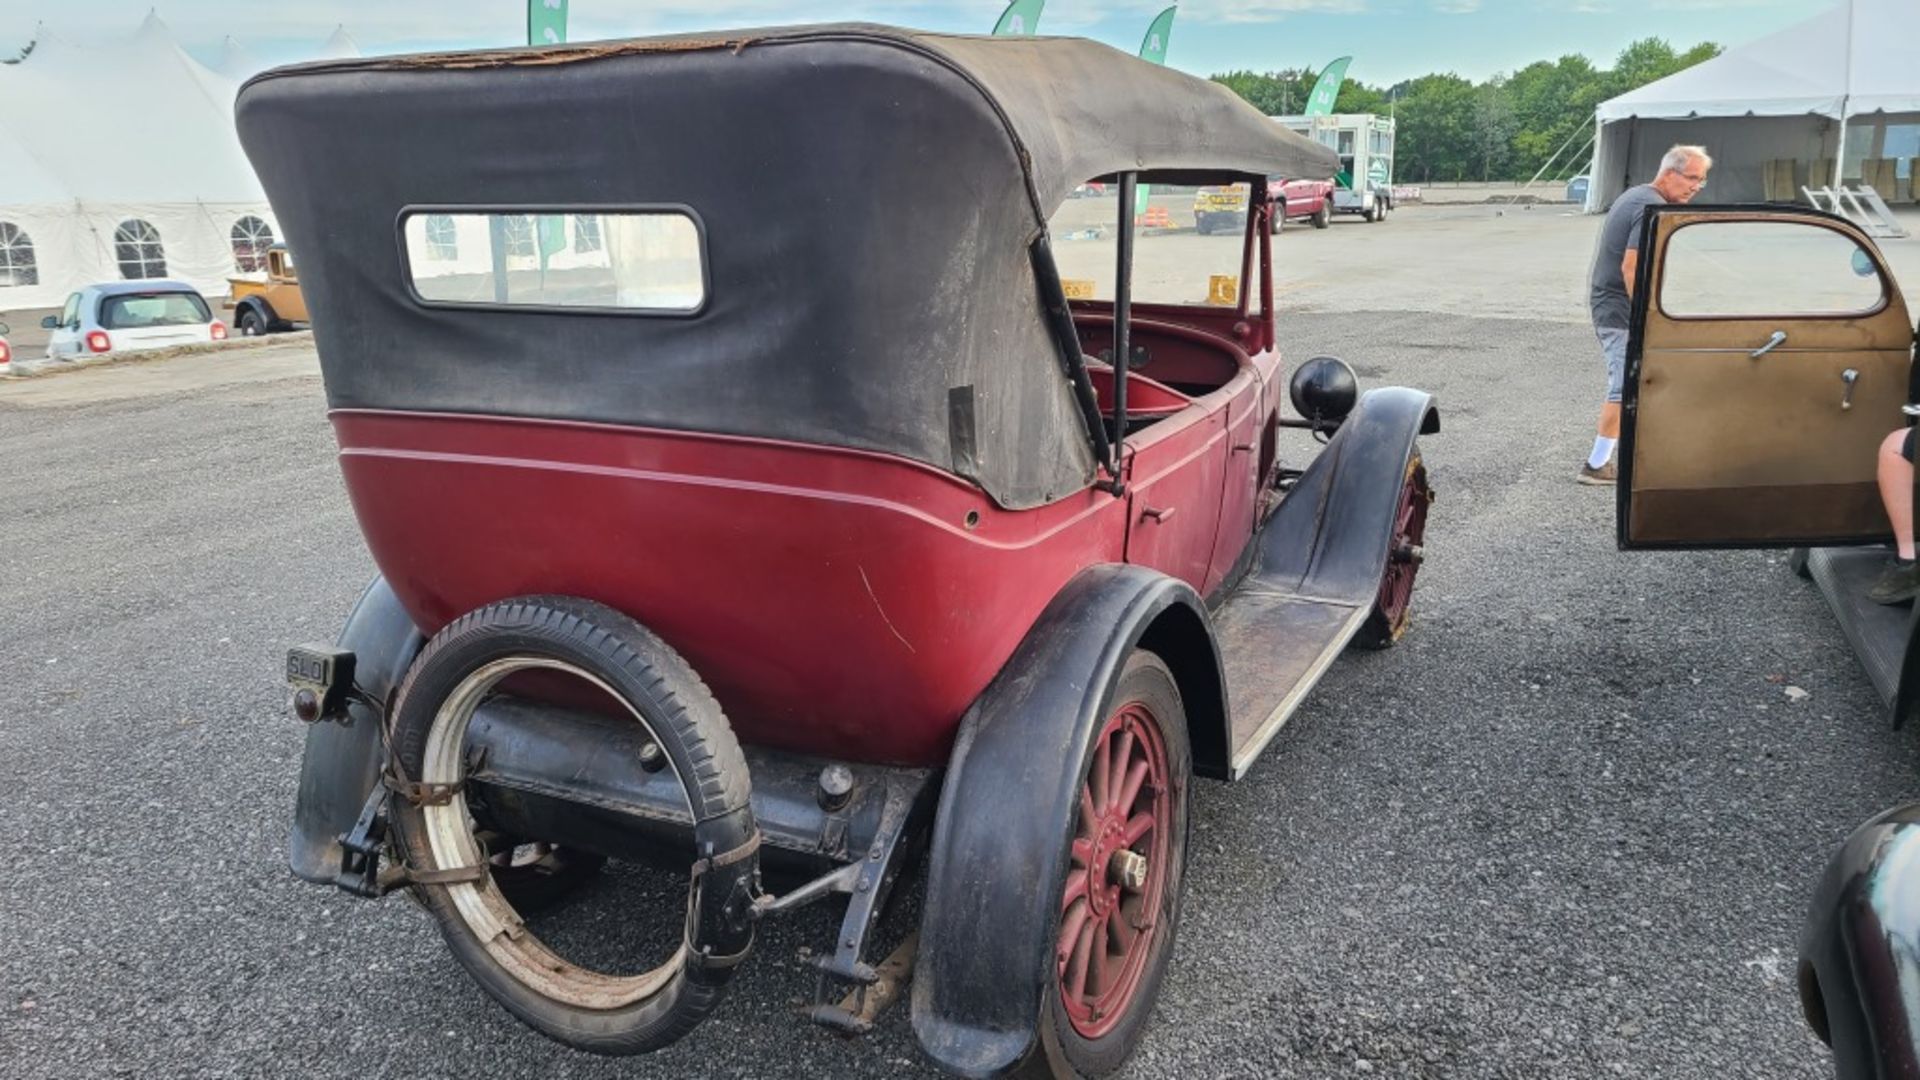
top-left (1834, 0), bottom-right (1853, 189)
top-left (1834, 115), bottom-right (1847, 189)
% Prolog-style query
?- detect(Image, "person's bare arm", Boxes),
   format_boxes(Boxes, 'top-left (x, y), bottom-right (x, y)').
top-left (1621, 247), bottom-right (1639, 299)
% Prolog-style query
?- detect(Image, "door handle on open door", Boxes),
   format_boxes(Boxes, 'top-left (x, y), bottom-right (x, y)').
top-left (1749, 330), bottom-right (1788, 358)
top-left (1840, 368), bottom-right (1859, 410)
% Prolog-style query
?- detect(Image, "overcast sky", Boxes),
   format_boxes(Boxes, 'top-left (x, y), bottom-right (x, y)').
top-left (0, 0), bottom-right (1831, 85)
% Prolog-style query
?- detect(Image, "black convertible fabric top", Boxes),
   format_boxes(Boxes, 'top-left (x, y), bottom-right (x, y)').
top-left (237, 25), bottom-right (1335, 508)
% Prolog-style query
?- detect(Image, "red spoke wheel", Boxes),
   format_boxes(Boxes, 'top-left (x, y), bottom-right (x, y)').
top-left (1353, 447), bottom-right (1432, 650)
top-left (1028, 651), bottom-right (1191, 1079)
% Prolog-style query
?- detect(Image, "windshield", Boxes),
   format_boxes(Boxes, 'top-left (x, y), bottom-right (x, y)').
top-left (1048, 182), bottom-right (1251, 310)
top-left (99, 291), bottom-right (211, 329)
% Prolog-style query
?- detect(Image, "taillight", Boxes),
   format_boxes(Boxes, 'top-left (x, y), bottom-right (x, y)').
top-left (86, 330), bottom-right (112, 353)
top-left (0, 339), bottom-right (11, 365)
top-left (210, 321), bottom-right (228, 341)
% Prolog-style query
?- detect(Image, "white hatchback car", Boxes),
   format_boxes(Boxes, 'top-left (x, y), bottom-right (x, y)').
top-left (43, 281), bottom-right (227, 359)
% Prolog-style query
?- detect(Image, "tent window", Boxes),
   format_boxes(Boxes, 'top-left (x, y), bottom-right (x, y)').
top-left (0, 222), bottom-right (36, 287)
top-left (231, 216), bottom-right (275, 273)
top-left (424, 215), bottom-right (458, 260)
top-left (574, 214), bottom-right (603, 254)
top-left (502, 215), bottom-right (537, 258)
top-left (115, 219), bottom-right (167, 279)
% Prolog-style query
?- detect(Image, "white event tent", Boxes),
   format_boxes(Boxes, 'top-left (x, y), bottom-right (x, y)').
top-left (1585, 0), bottom-right (1919, 210)
top-left (0, 16), bottom-right (361, 311)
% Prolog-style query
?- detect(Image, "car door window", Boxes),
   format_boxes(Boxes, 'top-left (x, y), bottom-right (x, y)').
top-left (60, 293), bottom-right (79, 328)
top-left (1660, 220), bottom-right (1886, 319)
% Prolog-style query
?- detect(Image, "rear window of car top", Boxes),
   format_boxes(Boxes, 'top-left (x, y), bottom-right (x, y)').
top-left (400, 209), bottom-right (707, 315)
top-left (99, 291), bottom-right (212, 329)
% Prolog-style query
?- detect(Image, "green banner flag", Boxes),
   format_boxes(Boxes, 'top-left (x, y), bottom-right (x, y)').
top-left (529, 0), bottom-right (567, 46)
top-left (991, 0), bottom-right (1045, 35)
top-left (1136, 6), bottom-right (1176, 65)
top-left (1304, 56), bottom-right (1351, 116)
top-left (1134, 7), bottom-right (1177, 215)
top-left (537, 215), bottom-right (567, 272)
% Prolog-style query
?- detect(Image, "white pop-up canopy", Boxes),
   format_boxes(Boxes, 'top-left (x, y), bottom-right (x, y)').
top-left (0, 15), bottom-right (361, 312)
top-left (1587, 0), bottom-right (1919, 209)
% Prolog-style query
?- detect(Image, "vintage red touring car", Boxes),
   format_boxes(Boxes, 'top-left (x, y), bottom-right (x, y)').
top-left (240, 25), bottom-right (1437, 1078)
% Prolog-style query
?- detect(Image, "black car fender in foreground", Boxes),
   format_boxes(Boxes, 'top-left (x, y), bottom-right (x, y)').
top-left (1799, 801), bottom-right (1920, 1079)
top-left (911, 565), bottom-right (1220, 1077)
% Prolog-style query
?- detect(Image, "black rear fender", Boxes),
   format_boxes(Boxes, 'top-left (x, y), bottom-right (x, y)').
top-left (911, 564), bottom-right (1220, 1077)
top-left (288, 577), bottom-right (425, 883)
top-left (237, 296), bottom-right (277, 324)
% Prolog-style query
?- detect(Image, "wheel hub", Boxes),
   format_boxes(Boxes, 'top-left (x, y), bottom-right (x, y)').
top-left (1110, 849), bottom-right (1149, 891)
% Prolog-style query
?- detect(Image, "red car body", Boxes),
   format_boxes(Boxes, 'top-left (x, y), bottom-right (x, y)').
top-left (1275, 177), bottom-right (1336, 222)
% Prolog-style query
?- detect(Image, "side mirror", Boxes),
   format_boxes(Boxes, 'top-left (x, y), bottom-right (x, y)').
top-left (0, 321), bottom-right (9, 336)
top-left (40, 315), bottom-right (57, 329)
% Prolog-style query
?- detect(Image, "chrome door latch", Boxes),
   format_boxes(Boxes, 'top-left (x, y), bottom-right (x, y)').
top-left (1750, 330), bottom-right (1788, 358)
top-left (1840, 368), bottom-right (1859, 410)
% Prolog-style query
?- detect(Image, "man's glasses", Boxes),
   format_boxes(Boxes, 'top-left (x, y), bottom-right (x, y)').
top-left (1679, 171), bottom-right (1708, 186)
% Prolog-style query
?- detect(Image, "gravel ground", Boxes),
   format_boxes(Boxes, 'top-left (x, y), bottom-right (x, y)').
top-left (2, 304), bottom-right (1914, 1079)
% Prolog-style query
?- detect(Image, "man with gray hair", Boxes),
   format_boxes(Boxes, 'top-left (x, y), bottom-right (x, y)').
top-left (1579, 144), bottom-right (1712, 484)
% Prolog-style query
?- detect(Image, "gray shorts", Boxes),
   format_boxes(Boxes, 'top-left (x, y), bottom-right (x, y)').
top-left (1596, 325), bottom-right (1629, 403)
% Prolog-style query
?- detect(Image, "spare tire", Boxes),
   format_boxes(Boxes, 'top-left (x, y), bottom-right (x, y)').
top-left (386, 595), bottom-right (757, 1055)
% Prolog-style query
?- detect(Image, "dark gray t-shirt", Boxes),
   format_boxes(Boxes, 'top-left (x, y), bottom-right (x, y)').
top-left (1589, 183), bottom-right (1667, 329)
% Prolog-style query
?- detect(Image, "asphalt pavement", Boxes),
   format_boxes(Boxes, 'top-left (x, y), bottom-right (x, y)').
top-left (2, 306), bottom-right (1913, 1079)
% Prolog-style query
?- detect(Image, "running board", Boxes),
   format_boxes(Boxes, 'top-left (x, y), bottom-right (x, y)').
top-left (1214, 585), bottom-right (1368, 779)
top-left (1805, 547), bottom-right (1907, 707)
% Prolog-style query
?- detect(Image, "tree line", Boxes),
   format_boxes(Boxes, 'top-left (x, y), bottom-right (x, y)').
top-left (1213, 38), bottom-right (1721, 184)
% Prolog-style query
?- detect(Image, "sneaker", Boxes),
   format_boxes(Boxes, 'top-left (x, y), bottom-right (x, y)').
top-left (1868, 559), bottom-right (1920, 605)
top-left (1577, 461), bottom-right (1617, 486)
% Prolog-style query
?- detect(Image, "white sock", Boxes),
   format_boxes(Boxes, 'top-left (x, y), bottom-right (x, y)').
top-left (1588, 436), bottom-right (1616, 469)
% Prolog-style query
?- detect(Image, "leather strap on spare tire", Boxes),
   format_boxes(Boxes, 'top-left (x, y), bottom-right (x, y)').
top-left (384, 595), bottom-right (759, 1055)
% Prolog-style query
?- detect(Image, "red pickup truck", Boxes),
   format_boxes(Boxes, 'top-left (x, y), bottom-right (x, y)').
top-left (1273, 177), bottom-right (1335, 230)
top-left (1192, 177), bottom-right (1335, 234)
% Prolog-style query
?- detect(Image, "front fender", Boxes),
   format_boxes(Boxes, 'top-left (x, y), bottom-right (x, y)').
top-left (287, 576), bottom-right (424, 883)
top-left (911, 565), bottom-right (1209, 1078)
top-left (1259, 386), bottom-right (1436, 604)
top-left (1798, 802), bottom-right (1920, 1079)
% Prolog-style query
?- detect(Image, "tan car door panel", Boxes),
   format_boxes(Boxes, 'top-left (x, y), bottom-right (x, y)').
top-left (1622, 208), bottom-right (1914, 547)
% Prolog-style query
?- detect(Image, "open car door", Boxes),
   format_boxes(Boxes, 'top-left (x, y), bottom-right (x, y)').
top-left (1619, 205), bottom-right (1917, 548)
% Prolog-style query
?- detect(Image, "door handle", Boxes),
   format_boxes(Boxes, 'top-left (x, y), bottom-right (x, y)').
top-left (1749, 330), bottom-right (1787, 358)
top-left (1141, 505), bottom-right (1177, 524)
top-left (1840, 368), bottom-right (1859, 410)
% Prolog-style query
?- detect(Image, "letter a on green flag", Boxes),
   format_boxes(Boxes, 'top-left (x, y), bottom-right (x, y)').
top-left (991, 0), bottom-right (1045, 35)
top-left (529, 0), bottom-right (567, 46)
top-left (1134, 7), bottom-right (1177, 215)
top-left (1304, 56), bottom-right (1351, 116)
top-left (1136, 6), bottom-right (1176, 66)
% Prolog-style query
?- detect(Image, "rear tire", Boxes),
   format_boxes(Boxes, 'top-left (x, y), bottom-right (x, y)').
top-left (237, 308), bottom-right (266, 336)
top-left (1020, 651), bottom-right (1191, 1079)
top-left (386, 596), bottom-right (756, 1056)
top-left (1312, 204), bottom-right (1331, 229)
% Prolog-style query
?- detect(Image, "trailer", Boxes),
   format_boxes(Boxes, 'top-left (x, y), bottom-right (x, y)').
top-left (1273, 113), bottom-right (1396, 222)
